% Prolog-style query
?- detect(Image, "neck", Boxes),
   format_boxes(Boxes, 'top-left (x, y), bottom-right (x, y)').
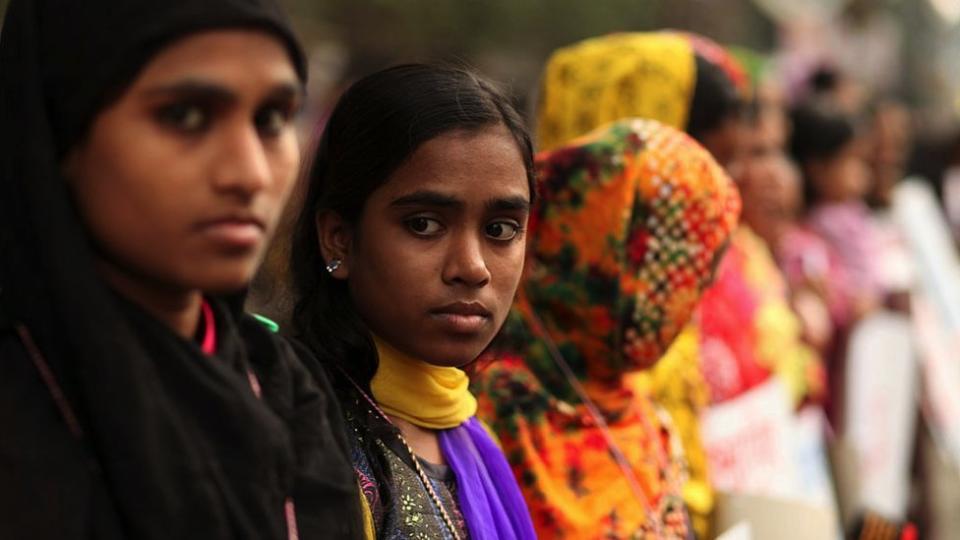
top-left (97, 260), bottom-right (202, 340)
top-left (369, 335), bottom-right (477, 442)
top-left (764, 220), bottom-right (789, 251)
top-left (389, 414), bottom-right (445, 465)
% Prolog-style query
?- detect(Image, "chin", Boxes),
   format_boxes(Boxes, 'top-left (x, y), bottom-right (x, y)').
top-left (420, 338), bottom-right (490, 368)
top-left (191, 266), bottom-right (256, 295)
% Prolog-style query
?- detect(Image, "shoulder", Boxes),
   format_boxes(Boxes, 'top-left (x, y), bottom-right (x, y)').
top-left (233, 313), bottom-right (331, 407)
top-left (0, 329), bottom-right (98, 538)
top-left (236, 321), bottom-right (366, 538)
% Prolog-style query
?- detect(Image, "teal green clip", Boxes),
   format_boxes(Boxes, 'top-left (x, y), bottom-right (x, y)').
top-left (252, 313), bottom-right (279, 333)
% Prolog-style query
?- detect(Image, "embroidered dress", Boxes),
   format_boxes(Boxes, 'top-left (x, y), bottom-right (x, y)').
top-left (345, 402), bottom-right (468, 540)
top-left (473, 119), bottom-right (740, 539)
top-left (339, 338), bottom-right (536, 540)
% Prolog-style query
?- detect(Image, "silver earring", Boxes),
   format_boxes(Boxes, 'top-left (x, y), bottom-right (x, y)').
top-left (325, 259), bottom-right (342, 273)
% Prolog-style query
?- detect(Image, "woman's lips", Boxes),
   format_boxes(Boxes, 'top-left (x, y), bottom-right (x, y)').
top-left (197, 218), bottom-right (265, 249)
top-left (430, 302), bottom-right (492, 334)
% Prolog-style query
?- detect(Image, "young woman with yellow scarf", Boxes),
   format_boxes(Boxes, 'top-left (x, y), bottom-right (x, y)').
top-left (288, 64), bottom-right (538, 540)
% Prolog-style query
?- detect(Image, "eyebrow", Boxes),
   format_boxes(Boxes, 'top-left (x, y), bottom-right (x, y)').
top-left (390, 190), bottom-right (463, 209)
top-left (486, 195), bottom-right (531, 213)
top-left (142, 79), bottom-right (304, 104)
top-left (389, 190), bottom-right (530, 213)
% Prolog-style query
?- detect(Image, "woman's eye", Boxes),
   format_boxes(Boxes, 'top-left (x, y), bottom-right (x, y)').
top-left (485, 220), bottom-right (521, 241)
top-left (255, 106), bottom-right (292, 137)
top-left (157, 103), bottom-right (208, 133)
top-left (406, 217), bottom-right (444, 236)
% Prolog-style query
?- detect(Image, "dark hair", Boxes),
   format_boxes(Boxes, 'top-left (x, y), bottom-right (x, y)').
top-left (809, 65), bottom-right (840, 96)
top-left (289, 63), bottom-right (535, 392)
top-left (789, 100), bottom-right (859, 206)
top-left (686, 53), bottom-right (745, 141)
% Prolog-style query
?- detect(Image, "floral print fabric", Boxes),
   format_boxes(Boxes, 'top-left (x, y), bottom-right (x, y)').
top-left (474, 119), bottom-right (740, 539)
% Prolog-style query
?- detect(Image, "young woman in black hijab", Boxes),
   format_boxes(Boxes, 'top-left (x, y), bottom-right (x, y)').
top-left (0, 1), bottom-right (361, 538)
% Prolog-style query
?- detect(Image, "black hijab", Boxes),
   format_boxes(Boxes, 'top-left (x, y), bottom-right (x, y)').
top-left (0, 1), bottom-right (359, 538)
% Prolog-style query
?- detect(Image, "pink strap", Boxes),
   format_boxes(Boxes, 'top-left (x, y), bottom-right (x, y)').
top-left (285, 498), bottom-right (299, 540)
top-left (199, 300), bottom-right (217, 355)
top-left (15, 324), bottom-right (84, 440)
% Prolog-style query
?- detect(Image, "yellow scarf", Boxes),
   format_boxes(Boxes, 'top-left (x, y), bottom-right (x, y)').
top-left (369, 336), bottom-right (477, 430)
top-left (536, 31), bottom-right (696, 151)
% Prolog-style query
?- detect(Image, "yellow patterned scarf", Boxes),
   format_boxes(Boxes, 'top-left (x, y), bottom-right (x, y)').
top-left (536, 32), bottom-right (696, 151)
top-left (369, 336), bottom-right (477, 430)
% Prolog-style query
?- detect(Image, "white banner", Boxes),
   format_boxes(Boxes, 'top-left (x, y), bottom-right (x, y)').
top-left (843, 311), bottom-right (918, 520)
top-left (700, 377), bottom-right (801, 498)
top-left (893, 180), bottom-right (960, 466)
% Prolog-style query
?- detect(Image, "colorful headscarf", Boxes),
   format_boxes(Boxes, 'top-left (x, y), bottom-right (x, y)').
top-left (474, 119), bottom-right (739, 538)
top-left (536, 31), bottom-right (751, 153)
top-left (523, 118), bottom-right (740, 388)
top-left (532, 33), bottom-right (756, 538)
top-left (684, 33), bottom-right (751, 99)
top-left (536, 32), bottom-right (696, 151)
top-left (727, 45), bottom-right (774, 94)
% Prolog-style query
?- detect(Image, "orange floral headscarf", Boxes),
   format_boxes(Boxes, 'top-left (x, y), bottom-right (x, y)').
top-left (518, 118), bottom-right (740, 390)
top-left (474, 118), bottom-right (740, 538)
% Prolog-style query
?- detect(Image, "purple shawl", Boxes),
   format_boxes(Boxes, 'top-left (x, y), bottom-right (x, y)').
top-left (438, 416), bottom-right (536, 540)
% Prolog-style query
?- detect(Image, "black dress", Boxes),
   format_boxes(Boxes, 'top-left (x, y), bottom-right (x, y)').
top-left (0, 298), bottom-right (363, 539)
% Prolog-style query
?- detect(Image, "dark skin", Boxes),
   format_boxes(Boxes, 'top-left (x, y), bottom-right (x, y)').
top-left (64, 31), bottom-right (302, 339)
top-left (317, 124), bottom-right (530, 463)
top-left (698, 115), bottom-right (748, 173)
top-left (735, 107), bottom-right (835, 349)
top-left (735, 111), bottom-right (783, 242)
top-left (805, 137), bottom-right (872, 204)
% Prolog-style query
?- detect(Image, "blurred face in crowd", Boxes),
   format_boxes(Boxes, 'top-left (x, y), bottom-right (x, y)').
top-left (735, 108), bottom-right (782, 238)
top-left (754, 80), bottom-right (789, 150)
top-left (319, 125), bottom-right (531, 367)
top-left (807, 136), bottom-right (872, 204)
top-left (731, 105), bottom-right (786, 236)
top-left (699, 115), bottom-right (748, 173)
top-left (64, 31), bottom-right (302, 296)
top-left (869, 101), bottom-right (911, 207)
top-left (735, 103), bottom-right (803, 245)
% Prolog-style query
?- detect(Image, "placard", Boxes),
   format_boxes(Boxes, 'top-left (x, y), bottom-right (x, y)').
top-left (843, 311), bottom-right (918, 520)
top-left (893, 180), bottom-right (960, 467)
top-left (700, 377), bottom-right (801, 497)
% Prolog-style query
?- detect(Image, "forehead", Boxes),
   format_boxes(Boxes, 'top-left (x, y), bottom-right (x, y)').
top-left (376, 125), bottom-right (530, 202)
top-left (131, 30), bottom-right (298, 87)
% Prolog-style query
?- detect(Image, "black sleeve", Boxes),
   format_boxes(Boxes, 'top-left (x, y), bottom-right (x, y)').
top-left (0, 332), bottom-right (123, 540)
top-left (282, 337), bottom-right (365, 540)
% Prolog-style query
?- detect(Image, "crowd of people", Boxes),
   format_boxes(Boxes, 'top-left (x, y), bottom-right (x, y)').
top-left (2, 0), bottom-right (957, 539)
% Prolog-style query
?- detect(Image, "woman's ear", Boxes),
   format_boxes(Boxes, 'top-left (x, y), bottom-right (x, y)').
top-left (316, 209), bottom-right (353, 279)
